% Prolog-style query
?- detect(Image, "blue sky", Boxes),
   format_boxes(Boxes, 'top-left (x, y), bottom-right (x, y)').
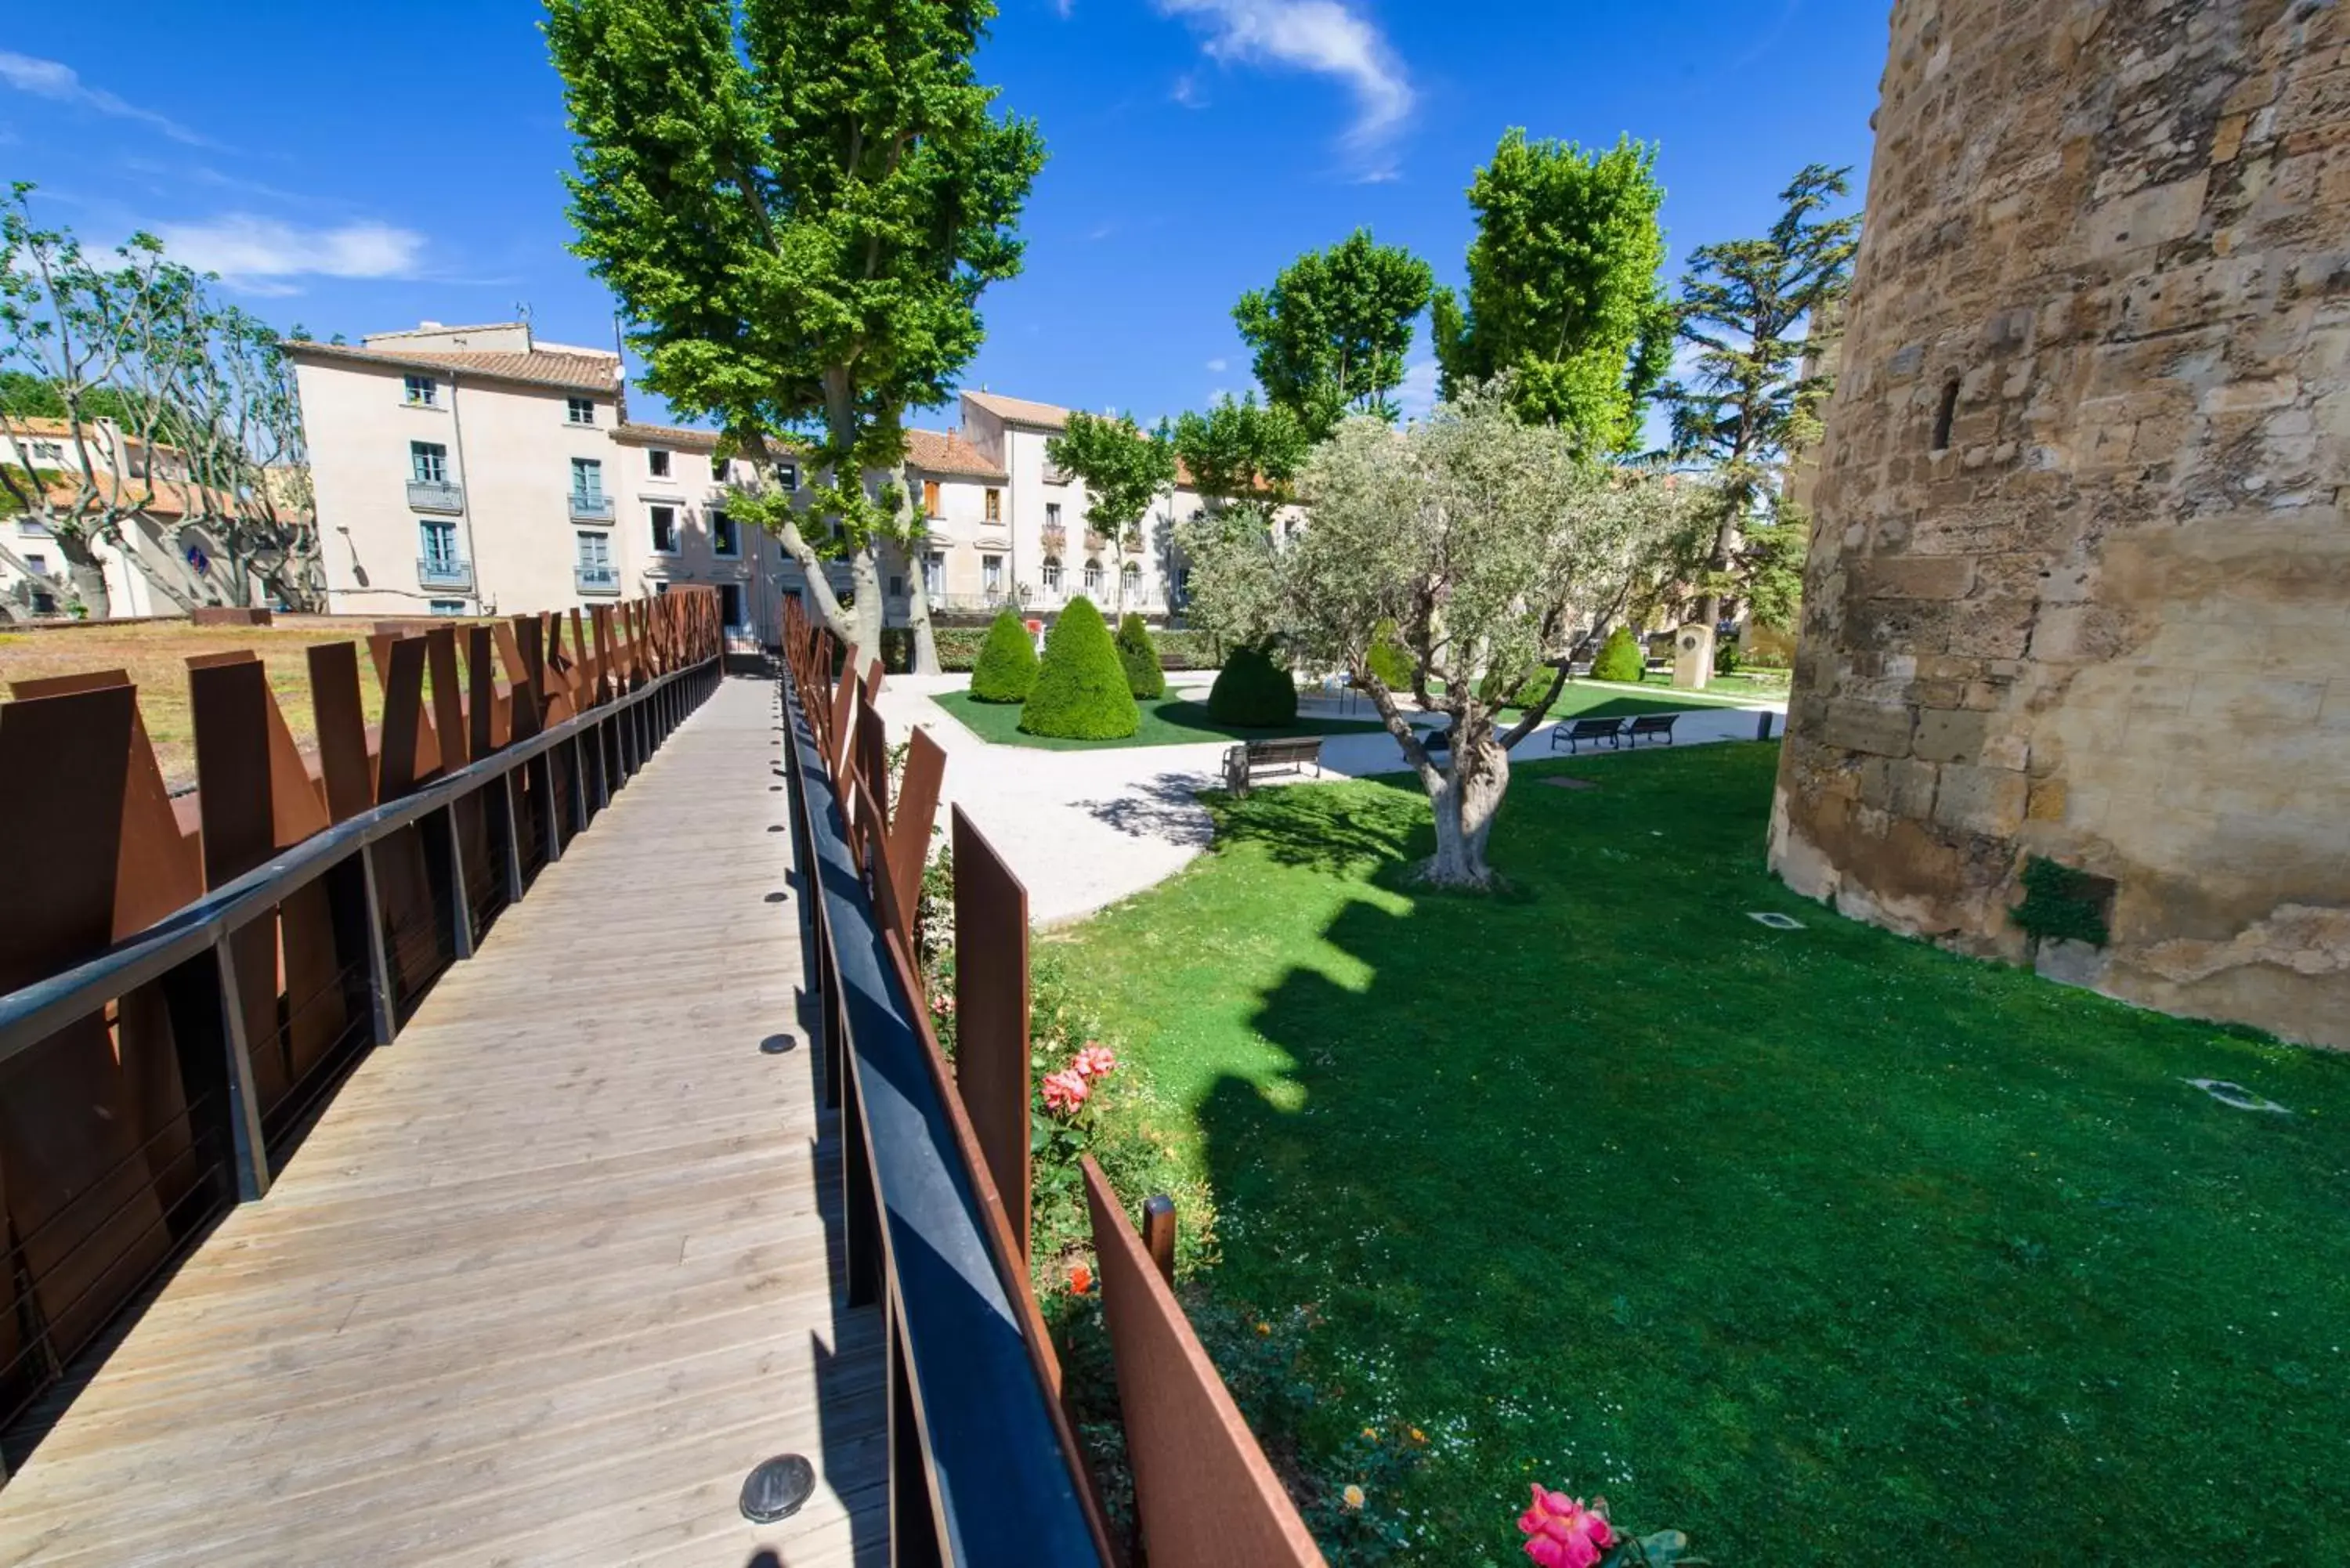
top-left (2, 0), bottom-right (1889, 433)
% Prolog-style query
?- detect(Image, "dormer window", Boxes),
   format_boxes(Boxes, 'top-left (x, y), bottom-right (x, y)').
top-left (566, 396), bottom-right (596, 426)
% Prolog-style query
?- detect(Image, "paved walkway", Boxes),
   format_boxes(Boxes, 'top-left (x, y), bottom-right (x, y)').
top-left (875, 673), bottom-right (1784, 926)
top-left (0, 675), bottom-right (884, 1568)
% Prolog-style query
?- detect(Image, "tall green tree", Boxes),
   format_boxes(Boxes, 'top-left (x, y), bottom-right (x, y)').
top-left (1170, 392), bottom-right (1308, 510)
top-left (545, 0), bottom-right (1045, 670)
top-left (1662, 163), bottom-right (1860, 636)
top-left (1180, 382), bottom-right (1694, 887)
top-left (2, 186), bottom-right (316, 616)
top-left (1233, 228), bottom-right (1433, 439)
top-left (1045, 410), bottom-right (1177, 612)
top-left (1431, 132), bottom-right (1673, 454)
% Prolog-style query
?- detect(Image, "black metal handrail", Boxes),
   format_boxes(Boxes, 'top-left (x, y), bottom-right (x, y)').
top-left (779, 665), bottom-right (1104, 1566)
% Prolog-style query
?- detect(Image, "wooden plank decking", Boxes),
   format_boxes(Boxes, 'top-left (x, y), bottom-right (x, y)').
top-left (0, 674), bottom-right (885, 1566)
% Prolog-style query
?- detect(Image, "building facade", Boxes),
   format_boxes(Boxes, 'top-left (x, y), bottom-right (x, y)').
top-left (0, 416), bottom-right (265, 620)
top-left (290, 321), bottom-right (1212, 638)
top-left (1770, 0), bottom-right (2350, 1046)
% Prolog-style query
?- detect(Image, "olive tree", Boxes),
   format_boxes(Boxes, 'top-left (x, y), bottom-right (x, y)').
top-left (1187, 383), bottom-right (1690, 887)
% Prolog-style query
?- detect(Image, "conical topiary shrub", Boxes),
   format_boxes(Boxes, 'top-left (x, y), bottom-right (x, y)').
top-left (969, 609), bottom-right (1039, 702)
top-left (1591, 627), bottom-right (1647, 684)
top-left (1115, 612), bottom-right (1166, 699)
top-left (1020, 597), bottom-right (1141, 739)
top-left (1207, 645), bottom-right (1297, 727)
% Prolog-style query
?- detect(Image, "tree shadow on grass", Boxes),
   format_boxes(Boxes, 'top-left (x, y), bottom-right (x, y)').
top-left (1169, 743), bottom-right (2350, 1565)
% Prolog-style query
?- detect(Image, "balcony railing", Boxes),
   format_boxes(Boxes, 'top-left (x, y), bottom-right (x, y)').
top-left (932, 590), bottom-right (1018, 614)
top-left (568, 491), bottom-right (614, 522)
top-left (574, 562), bottom-right (620, 594)
top-left (407, 479), bottom-right (465, 514)
top-left (416, 557), bottom-right (473, 591)
top-left (1084, 531), bottom-right (1110, 553)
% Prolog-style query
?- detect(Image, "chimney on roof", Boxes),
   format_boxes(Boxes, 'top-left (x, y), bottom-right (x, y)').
top-left (419, 320), bottom-right (442, 329)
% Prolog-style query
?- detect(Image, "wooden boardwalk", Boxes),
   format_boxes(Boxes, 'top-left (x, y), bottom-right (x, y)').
top-left (0, 675), bottom-right (885, 1567)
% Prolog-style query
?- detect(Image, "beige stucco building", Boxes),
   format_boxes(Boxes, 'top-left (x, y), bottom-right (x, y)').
top-left (0, 415), bottom-right (265, 620)
top-left (288, 320), bottom-right (1208, 638)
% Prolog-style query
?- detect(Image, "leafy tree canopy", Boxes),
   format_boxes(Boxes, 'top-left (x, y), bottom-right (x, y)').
top-left (1045, 410), bottom-right (1177, 537)
top-left (1661, 162), bottom-right (1858, 628)
top-left (1234, 228), bottom-right (1434, 439)
top-left (545, 0), bottom-right (1045, 657)
top-left (1431, 132), bottom-right (1672, 454)
top-left (1171, 392), bottom-right (1308, 508)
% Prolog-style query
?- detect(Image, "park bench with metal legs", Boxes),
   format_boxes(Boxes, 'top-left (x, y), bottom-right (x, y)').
top-left (1552, 717), bottom-right (1627, 753)
top-left (1627, 713), bottom-right (1679, 746)
top-left (1223, 736), bottom-right (1325, 794)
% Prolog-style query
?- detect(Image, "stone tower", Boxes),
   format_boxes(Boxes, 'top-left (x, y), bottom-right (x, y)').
top-left (1772, 0), bottom-right (2350, 1047)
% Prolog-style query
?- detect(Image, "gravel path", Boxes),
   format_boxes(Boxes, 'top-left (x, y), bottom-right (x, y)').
top-left (873, 673), bottom-right (1784, 927)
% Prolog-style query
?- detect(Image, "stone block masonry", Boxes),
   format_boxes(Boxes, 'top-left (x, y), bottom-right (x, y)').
top-left (1772, 0), bottom-right (2350, 1048)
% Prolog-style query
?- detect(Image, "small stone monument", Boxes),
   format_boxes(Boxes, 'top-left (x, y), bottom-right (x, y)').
top-left (1672, 622), bottom-right (1714, 690)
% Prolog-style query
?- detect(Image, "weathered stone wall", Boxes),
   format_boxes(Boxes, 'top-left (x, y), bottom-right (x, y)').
top-left (1773, 0), bottom-right (2350, 1047)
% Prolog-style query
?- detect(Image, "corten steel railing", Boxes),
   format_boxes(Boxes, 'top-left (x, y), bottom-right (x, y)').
top-left (0, 588), bottom-right (725, 1476)
top-left (777, 599), bottom-right (1325, 1567)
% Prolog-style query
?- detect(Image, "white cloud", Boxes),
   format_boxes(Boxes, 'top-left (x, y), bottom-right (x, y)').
top-left (1155, 0), bottom-right (1413, 172)
top-left (0, 52), bottom-right (212, 146)
top-left (1206, 357), bottom-right (1228, 373)
top-left (1395, 356), bottom-right (1439, 421)
top-left (154, 215), bottom-right (427, 287)
top-left (1171, 73), bottom-right (1209, 109)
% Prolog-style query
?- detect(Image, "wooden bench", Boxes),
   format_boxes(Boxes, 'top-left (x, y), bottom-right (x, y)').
top-left (1627, 713), bottom-right (1679, 746)
top-left (1551, 716), bottom-right (1625, 753)
top-left (1223, 736), bottom-right (1325, 793)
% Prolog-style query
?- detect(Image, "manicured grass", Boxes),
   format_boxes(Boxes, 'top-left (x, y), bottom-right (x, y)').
top-left (1056, 744), bottom-right (2350, 1563)
top-left (932, 687), bottom-right (1386, 750)
top-left (938, 677), bottom-right (1769, 752)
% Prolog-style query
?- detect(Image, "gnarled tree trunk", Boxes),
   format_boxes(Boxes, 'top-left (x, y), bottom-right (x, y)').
top-left (52, 528), bottom-right (113, 619)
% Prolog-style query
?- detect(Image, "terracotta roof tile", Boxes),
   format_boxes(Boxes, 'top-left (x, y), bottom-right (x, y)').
top-left (960, 389), bottom-right (1072, 429)
top-left (906, 428), bottom-right (1007, 479)
top-left (281, 339), bottom-right (621, 395)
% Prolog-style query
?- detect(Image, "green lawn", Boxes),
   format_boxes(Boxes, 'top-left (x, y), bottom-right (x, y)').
top-left (932, 688), bottom-right (1387, 750)
top-left (935, 679), bottom-right (1766, 752)
top-left (1055, 744), bottom-right (2350, 1563)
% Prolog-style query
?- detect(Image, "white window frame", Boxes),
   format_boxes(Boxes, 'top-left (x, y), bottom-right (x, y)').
top-left (566, 396), bottom-right (596, 426)
top-left (1040, 556), bottom-right (1062, 594)
top-left (648, 448), bottom-right (671, 479)
top-left (571, 457), bottom-right (603, 497)
top-left (922, 552), bottom-right (945, 597)
top-left (1083, 558), bottom-right (1103, 594)
top-left (411, 441), bottom-right (448, 484)
top-left (403, 374), bottom-right (437, 407)
top-left (982, 553), bottom-right (1004, 594)
top-left (778, 462), bottom-right (799, 492)
top-left (649, 504), bottom-right (678, 555)
top-left (428, 598), bottom-right (467, 616)
top-left (710, 506), bottom-right (739, 558)
top-left (575, 529), bottom-right (613, 569)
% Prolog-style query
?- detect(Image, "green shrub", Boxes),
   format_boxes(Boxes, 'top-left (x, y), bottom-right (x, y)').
top-left (1113, 613), bottom-right (1166, 699)
top-left (1154, 628), bottom-right (1220, 670)
top-left (970, 610), bottom-right (1040, 702)
top-left (1021, 598), bottom-right (1140, 739)
top-left (1208, 645), bottom-right (1298, 727)
top-left (880, 624), bottom-right (997, 673)
top-left (1591, 627), bottom-right (1647, 683)
top-left (1715, 638), bottom-right (1744, 676)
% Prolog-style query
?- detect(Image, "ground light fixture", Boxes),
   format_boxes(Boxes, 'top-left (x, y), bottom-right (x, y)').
top-left (1748, 911), bottom-right (1806, 930)
top-left (739, 1454), bottom-right (819, 1523)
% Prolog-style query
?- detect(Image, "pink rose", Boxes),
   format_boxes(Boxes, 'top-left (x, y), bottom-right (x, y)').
top-left (1517, 1485), bottom-right (1612, 1568)
top-left (1072, 1044), bottom-right (1118, 1080)
top-left (1040, 1069), bottom-right (1090, 1115)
